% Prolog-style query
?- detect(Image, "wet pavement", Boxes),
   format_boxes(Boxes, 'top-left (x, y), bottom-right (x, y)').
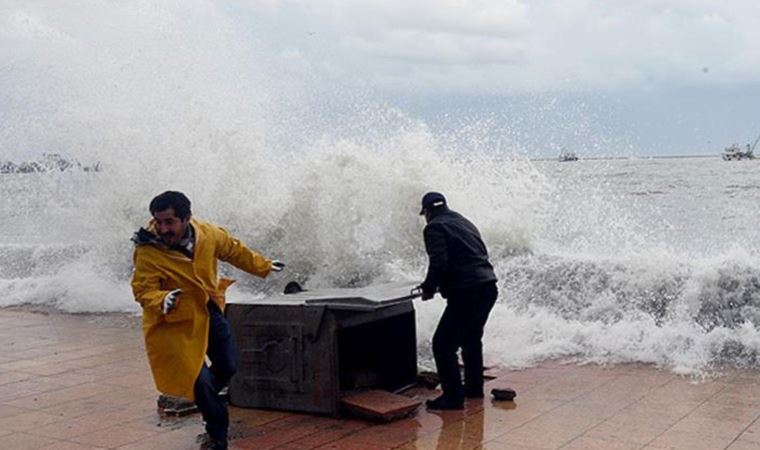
top-left (0, 308), bottom-right (759, 449)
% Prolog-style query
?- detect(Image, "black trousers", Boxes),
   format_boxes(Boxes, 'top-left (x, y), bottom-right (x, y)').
top-left (432, 282), bottom-right (498, 402)
top-left (193, 302), bottom-right (238, 441)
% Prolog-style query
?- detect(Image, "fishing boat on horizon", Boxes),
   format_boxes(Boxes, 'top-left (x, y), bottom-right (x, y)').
top-left (722, 133), bottom-right (759, 161)
top-left (558, 150), bottom-right (579, 162)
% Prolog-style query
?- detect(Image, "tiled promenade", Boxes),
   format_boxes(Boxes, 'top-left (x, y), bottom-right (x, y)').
top-left (1, 309), bottom-right (760, 449)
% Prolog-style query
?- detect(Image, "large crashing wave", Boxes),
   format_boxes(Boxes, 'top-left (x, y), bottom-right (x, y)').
top-left (0, 140), bottom-right (542, 311)
top-left (0, 1), bottom-right (543, 310)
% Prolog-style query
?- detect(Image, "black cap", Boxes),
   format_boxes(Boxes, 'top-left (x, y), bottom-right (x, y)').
top-left (419, 192), bottom-right (447, 215)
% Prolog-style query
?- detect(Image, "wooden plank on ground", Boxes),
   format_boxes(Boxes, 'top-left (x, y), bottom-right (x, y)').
top-left (340, 390), bottom-right (421, 422)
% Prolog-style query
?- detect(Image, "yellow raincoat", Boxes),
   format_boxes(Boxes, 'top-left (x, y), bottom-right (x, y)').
top-left (131, 218), bottom-right (272, 400)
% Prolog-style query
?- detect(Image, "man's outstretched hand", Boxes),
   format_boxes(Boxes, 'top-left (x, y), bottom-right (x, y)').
top-left (271, 260), bottom-right (286, 272)
top-left (162, 289), bottom-right (181, 314)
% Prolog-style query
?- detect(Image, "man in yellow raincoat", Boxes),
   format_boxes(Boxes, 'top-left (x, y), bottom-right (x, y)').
top-left (131, 191), bottom-right (283, 450)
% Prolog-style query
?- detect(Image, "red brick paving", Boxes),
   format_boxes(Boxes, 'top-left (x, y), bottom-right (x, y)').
top-left (1, 308), bottom-right (760, 449)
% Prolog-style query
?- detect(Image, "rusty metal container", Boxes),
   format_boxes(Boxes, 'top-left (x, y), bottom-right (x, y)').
top-left (226, 281), bottom-right (418, 416)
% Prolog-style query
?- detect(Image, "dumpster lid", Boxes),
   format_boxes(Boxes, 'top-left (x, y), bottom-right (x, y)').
top-left (229, 281), bottom-right (420, 310)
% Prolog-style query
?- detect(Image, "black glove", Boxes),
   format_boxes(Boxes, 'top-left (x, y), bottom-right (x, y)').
top-left (412, 285), bottom-right (434, 301)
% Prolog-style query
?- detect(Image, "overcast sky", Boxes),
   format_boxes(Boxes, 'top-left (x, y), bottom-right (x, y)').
top-left (236, 0), bottom-right (760, 93)
top-left (229, 0), bottom-right (760, 156)
top-left (3, 0), bottom-right (760, 158)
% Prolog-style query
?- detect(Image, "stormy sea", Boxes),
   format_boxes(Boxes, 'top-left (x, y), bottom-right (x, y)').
top-left (2, 1), bottom-right (760, 376)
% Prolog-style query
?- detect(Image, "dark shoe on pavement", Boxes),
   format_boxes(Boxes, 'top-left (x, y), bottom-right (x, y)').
top-left (211, 440), bottom-right (228, 450)
top-left (425, 395), bottom-right (464, 410)
top-left (491, 388), bottom-right (517, 401)
top-left (198, 433), bottom-right (228, 450)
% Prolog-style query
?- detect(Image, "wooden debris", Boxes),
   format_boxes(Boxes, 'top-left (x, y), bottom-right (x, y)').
top-left (340, 390), bottom-right (421, 422)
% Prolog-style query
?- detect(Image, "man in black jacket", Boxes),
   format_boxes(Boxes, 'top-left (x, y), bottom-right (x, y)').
top-left (417, 192), bottom-right (498, 410)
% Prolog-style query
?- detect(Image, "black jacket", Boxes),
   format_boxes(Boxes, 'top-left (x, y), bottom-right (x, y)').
top-left (420, 208), bottom-right (497, 299)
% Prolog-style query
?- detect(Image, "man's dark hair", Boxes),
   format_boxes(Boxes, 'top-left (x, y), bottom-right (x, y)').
top-left (149, 191), bottom-right (192, 220)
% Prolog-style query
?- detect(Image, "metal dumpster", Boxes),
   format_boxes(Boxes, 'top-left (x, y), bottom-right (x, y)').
top-left (226, 281), bottom-right (419, 416)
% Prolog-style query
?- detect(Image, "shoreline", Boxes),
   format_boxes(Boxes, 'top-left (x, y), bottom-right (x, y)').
top-left (1, 305), bottom-right (755, 379)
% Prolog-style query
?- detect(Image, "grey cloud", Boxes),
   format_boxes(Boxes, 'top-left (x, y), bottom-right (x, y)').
top-left (327, 0), bottom-right (530, 38)
top-left (259, 0), bottom-right (760, 93)
top-left (344, 30), bottom-right (525, 65)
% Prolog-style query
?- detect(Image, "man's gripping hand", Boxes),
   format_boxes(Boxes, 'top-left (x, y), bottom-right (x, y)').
top-left (162, 289), bottom-right (181, 314)
top-left (412, 285), bottom-right (434, 301)
top-left (271, 260), bottom-right (286, 272)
